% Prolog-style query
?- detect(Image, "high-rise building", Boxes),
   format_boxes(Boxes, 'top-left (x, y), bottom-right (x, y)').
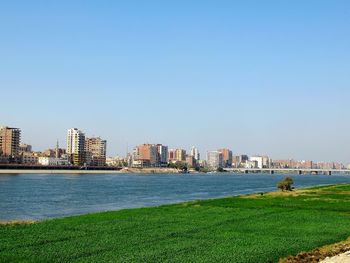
top-left (207, 151), bottom-right (224, 169)
top-left (66, 128), bottom-right (86, 165)
top-left (156, 144), bottom-right (168, 166)
top-left (85, 137), bottom-right (107, 166)
top-left (168, 149), bottom-right (176, 162)
top-left (218, 148), bottom-right (232, 167)
top-left (175, 149), bottom-right (186, 162)
top-left (190, 146), bottom-right (200, 161)
top-left (132, 144), bottom-right (158, 167)
top-left (0, 126), bottom-right (21, 158)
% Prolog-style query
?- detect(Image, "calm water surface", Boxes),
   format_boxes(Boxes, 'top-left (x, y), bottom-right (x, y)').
top-left (1, 173), bottom-right (350, 221)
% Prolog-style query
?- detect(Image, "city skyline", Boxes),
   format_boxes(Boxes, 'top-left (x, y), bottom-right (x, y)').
top-left (1, 1), bottom-right (350, 163)
top-left (1, 124), bottom-right (348, 167)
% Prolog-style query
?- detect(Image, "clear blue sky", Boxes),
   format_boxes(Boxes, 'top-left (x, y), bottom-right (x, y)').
top-left (1, 1), bottom-right (349, 163)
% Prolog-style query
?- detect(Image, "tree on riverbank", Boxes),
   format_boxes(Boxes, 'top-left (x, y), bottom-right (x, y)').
top-left (168, 161), bottom-right (187, 170)
top-left (277, 177), bottom-right (294, 191)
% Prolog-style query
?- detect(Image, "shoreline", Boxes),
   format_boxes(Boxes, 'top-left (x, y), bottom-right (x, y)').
top-left (0, 184), bottom-right (340, 223)
top-left (0, 169), bottom-right (123, 174)
top-left (0, 186), bottom-right (305, 224)
top-left (1, 168), bottom-right (349, 175)
top-left (0, 167), bottom-right (181, 174)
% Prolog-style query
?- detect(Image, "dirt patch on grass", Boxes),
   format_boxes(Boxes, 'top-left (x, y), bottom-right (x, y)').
top-left (302, 198), bottom-right (350, 202)
top-left (241, 185), bottom-right (350, 200)
top-left (0, 220), bottom-right (35, 226)
top-left (279, 237), bottom-right (350, 263)
top-left (321, 191), bottom-right (350, 197)
top-left (241, 188), bottom-right (319, 199)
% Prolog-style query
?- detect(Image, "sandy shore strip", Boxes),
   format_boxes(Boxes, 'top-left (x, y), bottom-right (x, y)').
top-left (321, 251), bottom-right (350, 263)
top-left (0, 220), bottom-right (35, 226)
top-left (280, 237), bottom-right (350, 262)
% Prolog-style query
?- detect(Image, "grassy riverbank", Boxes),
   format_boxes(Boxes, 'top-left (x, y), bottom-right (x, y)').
top-left (1, 184), bottom-right (350, 262)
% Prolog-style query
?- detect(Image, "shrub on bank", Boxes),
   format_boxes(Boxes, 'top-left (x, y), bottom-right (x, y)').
top-left (277, 176), bottom-right (294, 191)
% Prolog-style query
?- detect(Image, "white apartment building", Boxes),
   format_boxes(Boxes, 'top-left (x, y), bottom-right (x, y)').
top-left (67, 128), bottom-right (86, 165)
top-left (249, 156), bottom-right (270, 169)
top-left (38, 157), bottom-right (69, 166)
top-left (190, 146), bottom-right (200, 161)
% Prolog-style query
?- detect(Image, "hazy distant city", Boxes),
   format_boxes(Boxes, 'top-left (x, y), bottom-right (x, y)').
top-left (1, 125), bottom-right (347, 171)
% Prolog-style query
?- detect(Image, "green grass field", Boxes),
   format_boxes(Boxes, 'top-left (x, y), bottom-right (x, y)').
top-left (1, 184), bottom-right (350, 262)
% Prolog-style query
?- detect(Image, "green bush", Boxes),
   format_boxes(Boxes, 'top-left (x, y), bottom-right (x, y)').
top-left (217, 167), bottom-right (224, 172)
top-left (277, 176), bottom-right (294, 191)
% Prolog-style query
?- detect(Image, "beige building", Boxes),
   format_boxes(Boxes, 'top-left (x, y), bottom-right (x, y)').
top-left (85, 137), bottom-right (107, 166)
top-left (175, 149), bottom-right (186, 162)
top-left (106, 156), bottom-right (126, 167)
top-left (21, 152), bottom-right (38, 165)
top-left (168, 149), bottom-right (176, 162)
top-left (0, 126), bottom-right (21, 158)
top-left (19, 144), bottom-right (32, 153)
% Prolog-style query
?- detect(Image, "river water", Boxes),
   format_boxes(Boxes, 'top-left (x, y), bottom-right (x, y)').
top-left (1, 173), bottom-right (350, 221)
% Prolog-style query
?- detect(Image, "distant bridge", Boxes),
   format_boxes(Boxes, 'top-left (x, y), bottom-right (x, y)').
top-left (224, 168), bottom-right (350, 175)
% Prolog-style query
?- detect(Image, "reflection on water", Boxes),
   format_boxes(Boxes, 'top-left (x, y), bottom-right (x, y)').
top-left (1, 173), bottom-right (350, 221)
